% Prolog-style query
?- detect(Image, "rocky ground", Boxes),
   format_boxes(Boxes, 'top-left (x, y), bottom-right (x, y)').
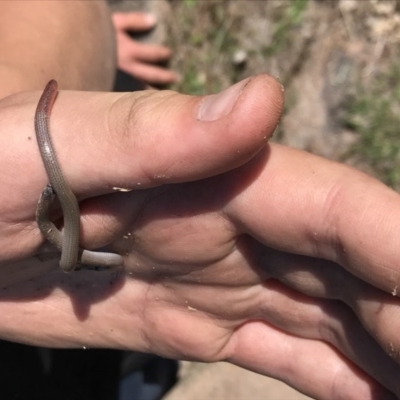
top-left (113, 0), bottom-right (400, 189)
top-left (110, 1), bottom-right (400, 399)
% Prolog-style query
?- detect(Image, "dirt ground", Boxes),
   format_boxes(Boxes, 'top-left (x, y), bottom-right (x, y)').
top-left (110, 1), bottom-right (400, 399)
top-left (164, 362), bottom-right (313, 400)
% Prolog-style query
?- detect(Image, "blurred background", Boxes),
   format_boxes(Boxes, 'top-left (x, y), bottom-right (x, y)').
top-left (110, 1), bottom-right (400, 399)
top-left (171, 0), bottom-right (400, 193)
top-left (113, 0), bottom-right (400, 191)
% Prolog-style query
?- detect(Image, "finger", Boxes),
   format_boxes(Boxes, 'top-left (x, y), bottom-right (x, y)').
top-left (0, 75), bottom-right (282, 237)
top-left (253, 280), bottom-right (400, 397)
top-left (230, 321), bottom-right (396, 400)
top-left (130, 42), bottom-right (172, 63)
top-left (227, 144), bottom-right (400, 294)
top-left (112, 12), bottom-right (157, 32)
top-left (35, 75), bottom-right (282, 193)
top-left (251, 243), bottom-right (400, 365)
top-left (117, 33), bottom-right (172, 63)
top-left (119, 61), bottom-right (177, 85)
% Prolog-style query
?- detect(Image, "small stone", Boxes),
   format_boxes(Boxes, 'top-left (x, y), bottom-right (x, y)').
top-left (232, 50), bottom-right (248, 66)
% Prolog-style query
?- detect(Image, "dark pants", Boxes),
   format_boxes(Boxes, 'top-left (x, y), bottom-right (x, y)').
top-left (0, 341), bottom-right (178, 400)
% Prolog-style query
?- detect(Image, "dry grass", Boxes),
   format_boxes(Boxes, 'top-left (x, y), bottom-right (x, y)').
top-left (166, 0), bottom-right (400, 189)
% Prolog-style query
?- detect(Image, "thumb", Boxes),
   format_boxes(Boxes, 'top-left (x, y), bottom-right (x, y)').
top-left (0, 74), bottom-right (282, 260)
top-left (50, 74), bottom-right (284, 196)
top-left (2, 74), bottom-right (283, 202)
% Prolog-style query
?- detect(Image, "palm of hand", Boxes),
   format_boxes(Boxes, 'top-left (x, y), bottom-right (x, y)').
top-left (95, 150), bottom-right (400, 399)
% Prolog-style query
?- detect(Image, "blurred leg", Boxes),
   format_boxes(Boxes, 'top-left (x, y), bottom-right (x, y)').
top-left (0, 1), bottom-right (116, 97)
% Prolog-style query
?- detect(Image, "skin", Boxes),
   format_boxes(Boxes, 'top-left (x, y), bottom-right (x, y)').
top-left (1, 75), bottom-right (400, 400)
top-left (0, 2), bottom-right (400, 399)
top-left (0, 1), bottom-right (115, 97)
top-left (112, 12), bottom-right (177, 85)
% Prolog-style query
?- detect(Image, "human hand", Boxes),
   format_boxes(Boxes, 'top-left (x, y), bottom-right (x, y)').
top-left (112, 12), bottom-right (177, 85)
top-left (0, 75), bottom-right (399, 399)
top-left (105, 146), bottom-right (400, 400)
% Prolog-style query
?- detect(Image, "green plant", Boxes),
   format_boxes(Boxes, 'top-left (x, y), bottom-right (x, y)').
top-left (343, 65), bottom-right (400, 189)
top-left (183, 0), bottom-right (197, 7)
top-left (179, 61), bottom-right (207, 95)
top-left (263, 0), bottom-right (309, 57)
top-left (170, 1), bottom-right (237, 96)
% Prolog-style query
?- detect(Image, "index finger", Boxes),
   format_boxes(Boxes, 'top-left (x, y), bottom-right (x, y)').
top-left (228, 143), bottom-right (400, 294)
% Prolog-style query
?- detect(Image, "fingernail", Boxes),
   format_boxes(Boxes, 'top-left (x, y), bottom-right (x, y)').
top-left (144, 13), bottom-right (157, 25)
top-left (197, 78), bottom-right (251, 121)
